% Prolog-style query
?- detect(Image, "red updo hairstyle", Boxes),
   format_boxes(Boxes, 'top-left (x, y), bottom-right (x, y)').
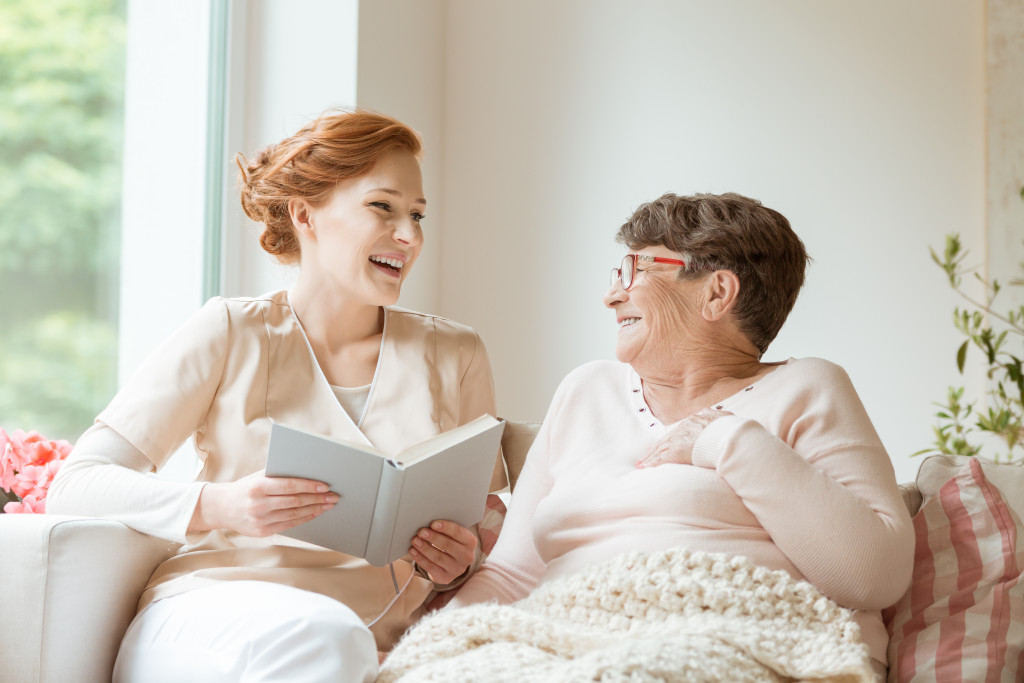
top-left (237, 108), bottom-right (423, 264)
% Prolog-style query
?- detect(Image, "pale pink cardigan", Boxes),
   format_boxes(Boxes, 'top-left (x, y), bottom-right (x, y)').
top-left (452, 357), bottom-right (914, 665)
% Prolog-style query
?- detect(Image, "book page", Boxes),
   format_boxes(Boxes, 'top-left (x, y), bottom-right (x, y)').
top-left (396, 414), bottom-right (502, 466)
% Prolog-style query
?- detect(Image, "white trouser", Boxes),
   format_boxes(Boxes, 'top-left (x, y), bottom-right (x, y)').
top-left (113, 580), bottom-right (378, 683)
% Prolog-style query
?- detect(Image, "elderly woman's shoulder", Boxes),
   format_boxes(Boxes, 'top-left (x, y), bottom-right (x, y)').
top-left (558, 360), bottom-right (630, 389)
top-left (540, 360), bottom-right (630, 408)
top-left (782, 357), bottom-right (858, 389)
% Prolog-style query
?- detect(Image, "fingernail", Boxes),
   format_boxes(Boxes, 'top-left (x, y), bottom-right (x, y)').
top-left (321, 503), bottom-right (333, 511)
top-left (317, 484), bottom-right (328, 492)
top-left (431, 521), bottom-right (443, 531)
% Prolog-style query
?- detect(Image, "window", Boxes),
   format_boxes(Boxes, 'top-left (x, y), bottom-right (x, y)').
top-left (0, 0), bottom-right (127, 440)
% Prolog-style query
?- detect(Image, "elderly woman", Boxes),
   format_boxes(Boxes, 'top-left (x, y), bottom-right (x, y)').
top-left (379, 192), bottom-right (914, 682)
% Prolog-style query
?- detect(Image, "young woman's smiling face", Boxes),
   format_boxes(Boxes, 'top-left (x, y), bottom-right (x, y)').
top-left (298, 148), bottom-right (426, 306)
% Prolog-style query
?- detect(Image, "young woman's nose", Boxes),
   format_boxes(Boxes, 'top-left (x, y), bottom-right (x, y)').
top-left (393, 218), bottom-right (422, 246)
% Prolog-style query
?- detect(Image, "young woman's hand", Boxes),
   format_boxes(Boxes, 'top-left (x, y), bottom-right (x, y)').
top-left (190, 470), bottom-right (337, 537)
top-left (409, 520), bottom-right (478, 584)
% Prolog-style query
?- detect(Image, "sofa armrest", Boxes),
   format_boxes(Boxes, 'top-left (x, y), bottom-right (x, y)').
top-left (500, 419), bottom-right (541, 492)
top-left (899, 482), bottom-right (922, 517)
top-left (0, 514), bottom-right (179, 683)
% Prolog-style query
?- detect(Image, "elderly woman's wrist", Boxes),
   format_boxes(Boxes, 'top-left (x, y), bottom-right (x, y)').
top-left (690, 415), bottom-right (742, 469)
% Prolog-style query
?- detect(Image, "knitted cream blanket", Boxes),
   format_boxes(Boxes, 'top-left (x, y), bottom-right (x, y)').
top-left (378, 547), bottom-right (874, 682)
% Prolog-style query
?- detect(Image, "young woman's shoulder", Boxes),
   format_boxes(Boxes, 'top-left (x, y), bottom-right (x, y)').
top-left (213, 289), bottom-right (290, 318)
top-left (386, 306), bottom-right (480, 341)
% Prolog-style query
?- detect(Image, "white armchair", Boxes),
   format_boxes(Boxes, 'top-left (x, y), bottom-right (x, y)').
top-left (0, 515), bottom-right (178, 683)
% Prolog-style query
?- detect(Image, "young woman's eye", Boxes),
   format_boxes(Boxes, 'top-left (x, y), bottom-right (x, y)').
top-left (411, 211), bottom-right (425, 223)
top-left (368, 201), bottom-right (391, 211)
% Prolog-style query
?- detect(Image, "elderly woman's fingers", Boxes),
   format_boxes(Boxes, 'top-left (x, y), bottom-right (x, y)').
top-left (635, 445), bottom-right (676, 469)
top-left (636, 408), bottom-right (735, 469)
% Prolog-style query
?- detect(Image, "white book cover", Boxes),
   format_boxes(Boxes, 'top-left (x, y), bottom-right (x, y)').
top-left (265, 414), bottom-right (504, 566)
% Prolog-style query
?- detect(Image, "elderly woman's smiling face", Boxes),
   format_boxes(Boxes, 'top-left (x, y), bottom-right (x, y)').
top-left (603, 245), bottom-right (705, 373)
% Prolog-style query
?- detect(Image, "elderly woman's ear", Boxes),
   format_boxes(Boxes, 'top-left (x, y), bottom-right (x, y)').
top-left (700, 270), bottom-right (742, 322)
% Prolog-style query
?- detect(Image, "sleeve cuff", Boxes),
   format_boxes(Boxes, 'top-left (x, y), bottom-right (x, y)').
top-left (691, 414), bottom-right (750, 469)
top-left (178, 481), bottom-right (210, 545)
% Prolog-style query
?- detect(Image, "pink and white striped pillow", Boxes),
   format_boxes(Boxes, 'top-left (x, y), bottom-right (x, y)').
top-left (884, 457), bottom-right (1024, 682)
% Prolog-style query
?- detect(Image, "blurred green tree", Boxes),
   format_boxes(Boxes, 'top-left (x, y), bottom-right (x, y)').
top-left (0, 0), bottom-right (126, 439)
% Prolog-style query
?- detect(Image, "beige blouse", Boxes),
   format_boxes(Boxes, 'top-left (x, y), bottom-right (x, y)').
top-left (50, 290), bottom-right (502, 649)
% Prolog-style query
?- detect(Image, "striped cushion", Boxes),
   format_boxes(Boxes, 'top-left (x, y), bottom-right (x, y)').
top-left (884, 458), bottom-right (1024, 682)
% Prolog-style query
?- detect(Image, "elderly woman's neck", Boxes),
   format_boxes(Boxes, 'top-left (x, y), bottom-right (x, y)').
top-left (638, 347), bottom-right (769, 424)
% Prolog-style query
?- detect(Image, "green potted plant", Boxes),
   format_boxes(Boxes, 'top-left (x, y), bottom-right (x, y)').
top-left (922, 196), bottom-right (1024, 462)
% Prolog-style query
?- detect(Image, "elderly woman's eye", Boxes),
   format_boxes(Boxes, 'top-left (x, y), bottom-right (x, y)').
top-left (368, 201), bottom-right (391, 211)
top-left (411, 212), bottom-right (425, 222)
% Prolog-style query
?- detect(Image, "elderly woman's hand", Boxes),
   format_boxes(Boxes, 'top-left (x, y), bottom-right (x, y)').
top-left (636, 407), bottom-right (733, 469)
top-left (410, 520), bottom-right (478, 584)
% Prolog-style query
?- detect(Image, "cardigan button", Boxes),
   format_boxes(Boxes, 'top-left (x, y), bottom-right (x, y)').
top-left (639, 407), bottom-right (646, 412)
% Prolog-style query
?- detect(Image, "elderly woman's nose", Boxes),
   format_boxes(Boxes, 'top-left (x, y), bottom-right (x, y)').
top-left (604, 281), bottom-right (627, 308)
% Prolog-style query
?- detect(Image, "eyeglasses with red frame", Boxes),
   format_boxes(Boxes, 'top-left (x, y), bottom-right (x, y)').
top-left (609, 253), bottom-right (688, 291)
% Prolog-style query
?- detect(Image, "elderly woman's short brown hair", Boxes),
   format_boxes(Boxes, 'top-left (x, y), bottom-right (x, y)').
top-left (616, 192), bottom-right (809, 355)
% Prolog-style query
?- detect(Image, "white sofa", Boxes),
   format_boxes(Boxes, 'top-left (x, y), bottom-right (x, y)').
top-left (2, 421), bottom-right (1018, 683)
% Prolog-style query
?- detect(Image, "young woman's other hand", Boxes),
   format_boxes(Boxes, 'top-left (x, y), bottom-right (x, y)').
top-left (409, 520), bottom-right (478, 584)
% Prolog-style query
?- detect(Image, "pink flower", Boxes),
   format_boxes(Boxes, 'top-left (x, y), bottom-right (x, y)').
top-left (1, 436), bottom-right (24, 493)
top-left (20, 431), bottom-right (71, 467)
top-left (4, 494), bottom-right (45, 514)
top-left (0, 427), bottom-right (72, 514)
top-left (11, 463), bottom-right (53, 500)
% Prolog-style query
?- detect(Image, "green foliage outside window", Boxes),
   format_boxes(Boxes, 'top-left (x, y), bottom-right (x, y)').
top-left (0, 0), bottom-right (127, 440)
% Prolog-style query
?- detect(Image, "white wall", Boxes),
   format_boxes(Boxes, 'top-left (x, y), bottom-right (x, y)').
top-left (228, 0), bottom-right (990, 484)
top-left (988, 0), bottom-right (1024, 312)
top-left (436, 0), bottom-right (986, 483)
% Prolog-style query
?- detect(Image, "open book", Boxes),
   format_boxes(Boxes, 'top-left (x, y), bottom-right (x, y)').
top-left (265, 414), bottom-right (505, 567)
